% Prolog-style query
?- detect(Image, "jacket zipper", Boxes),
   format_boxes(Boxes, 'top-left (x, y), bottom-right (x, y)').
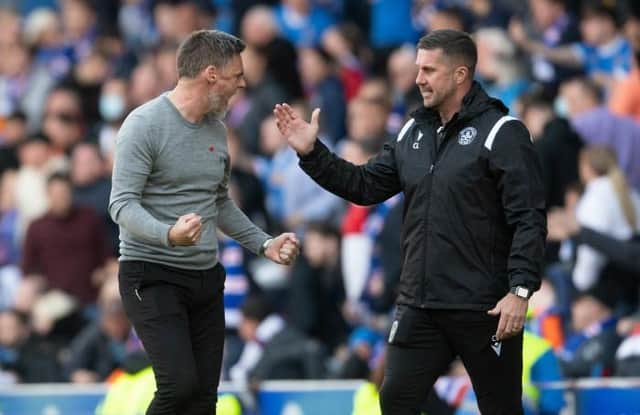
top-left (421, 123), bottom-right (456, 306)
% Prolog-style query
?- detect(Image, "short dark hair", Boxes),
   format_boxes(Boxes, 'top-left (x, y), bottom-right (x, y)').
top-left (582, 1), bottom-right (619, 27)
top-left (241, 295), bottom-right (271, 322)
top-left (417, 29), bottom-right (477, 74)
top-left (568, 77), bottom-right (604, 104)
top-left (176, 30), bottom-right (246, 78)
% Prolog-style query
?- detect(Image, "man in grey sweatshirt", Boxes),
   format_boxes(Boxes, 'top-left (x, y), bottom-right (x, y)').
top-left (109, 30), bottom-right (299, 415)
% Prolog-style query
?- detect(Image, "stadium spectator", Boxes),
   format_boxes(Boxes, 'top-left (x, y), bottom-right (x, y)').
top-left (386, 46), bottom-right (421, 132)
top-left (511, 1), bottom-right (632, 91)
top-left (273, 0), bottom-right (335, 48)
top-left (298, 46), bottom-right (346, 143)
top-left (572, 147), bottom-right (640, 307)
top-left (41, 86), bottom-right (86, 155)
top-left (559, 292), bottom-right (620, 378)
top-left (65, 277), bottom-right (131, 383)
top-left (255, 114), bottom-right (342, 230)
top-left (231, 294), bottom-right (325, 391)
top-left (71, 143), bottom-right (118, 254)
top-left (519, 92), bottom-right (582, 210)
top-left (557, 77), bottom-right (640, 190)
top-left (287, 222), bottom-right (347, 352)
top-left (509, 0), bottom-right (582, 94)
top-left (609, 50), bottom-right (640, 121)
top-left (22, 172), bottom-right (112, 304)
top-left (0, 111), bottom-right (27, 175)
top-left (475, 28), bottom-right (531, 112)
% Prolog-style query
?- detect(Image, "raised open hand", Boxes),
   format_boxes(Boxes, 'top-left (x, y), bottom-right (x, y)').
top-left (273, 103), bottom-right (320, 156)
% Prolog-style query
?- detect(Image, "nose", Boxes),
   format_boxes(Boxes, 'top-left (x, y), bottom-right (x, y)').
top-left (415, 71), bottom-right (425, 86)
top-left (238, 77), bottom-right (247, 90)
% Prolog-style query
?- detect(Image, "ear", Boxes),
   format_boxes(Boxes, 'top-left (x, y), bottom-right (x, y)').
top-left (205, 65), bottom-right (217, 84)
top-left (454, 66), bottom-right (469, 85)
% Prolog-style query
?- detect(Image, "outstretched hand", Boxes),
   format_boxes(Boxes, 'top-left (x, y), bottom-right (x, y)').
top-left (264, 233), bottom-right (300, 266)
top-left (273, 103), bottom-right (320, 156)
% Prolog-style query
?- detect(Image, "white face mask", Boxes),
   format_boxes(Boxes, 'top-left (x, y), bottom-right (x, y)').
top-left (99, 94), bottom-right (126, 122)
top-left (553, 96), bottom-right (569, 118)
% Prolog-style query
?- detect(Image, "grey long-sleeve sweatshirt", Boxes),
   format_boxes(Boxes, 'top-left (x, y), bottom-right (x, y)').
top-left (109, 94), bottom-right (270, 269)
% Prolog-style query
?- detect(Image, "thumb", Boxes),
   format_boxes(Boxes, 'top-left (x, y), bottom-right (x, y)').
top-left (310, 108), bottom-right (321, 128)
top-left (487, 305), bottom-right (500, 315)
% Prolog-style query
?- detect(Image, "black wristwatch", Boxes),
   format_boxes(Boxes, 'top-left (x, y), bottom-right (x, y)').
top-left (510, 285), bottom-right (533, 300)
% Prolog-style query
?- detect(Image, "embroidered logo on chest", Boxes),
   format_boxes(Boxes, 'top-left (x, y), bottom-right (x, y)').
top-left (457, 127), bottom-right (477, 146)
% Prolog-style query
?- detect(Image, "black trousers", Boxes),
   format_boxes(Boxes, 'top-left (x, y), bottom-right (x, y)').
top-left (380, 306), bottom-right (523, 415)
top-left (118, 261), bottom-right (226, 415)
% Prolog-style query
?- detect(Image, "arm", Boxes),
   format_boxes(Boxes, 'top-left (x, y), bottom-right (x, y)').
top-left (108, 114), bottom-right (172, 247)
top-left (490, 120), bottom-right (547, 292)
top-left (509, 19), bottom-right (582, 67)
top-left (299, 140), bottom-right (401, 206)
top-left (216, 156), bottom-right (271, 255)
top-left (274, 103), bottom-right (401, 206)
top-left (577, 227), bottom-right (640, 272)
top-left (21, 223), bottom-right (40, 275)
top-left (572, 187), bottom-right (610, 291)
top-left (487, 120), bottom-right (547, 340)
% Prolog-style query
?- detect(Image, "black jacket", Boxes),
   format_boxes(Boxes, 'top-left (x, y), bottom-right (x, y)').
top-left (299, 82), bottom-right (546, 310)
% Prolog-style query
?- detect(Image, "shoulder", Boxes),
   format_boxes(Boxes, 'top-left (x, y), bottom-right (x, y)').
top-left (76, 206), bottom-right (101, 220)
top-left (26, 216), bottom-right (49, 234)
top-left (120, 96), bottom-right (166, 133)
top-left (483, 114), bottom-right (530, 151)
top-left (395, 117), bottom-right (418, 143)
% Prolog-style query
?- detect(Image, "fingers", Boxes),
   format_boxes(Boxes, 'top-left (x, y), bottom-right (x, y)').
top-left (495, 314), bottom-right (507, 341)
top-left (191, 226), bottom-right (203, 243)
top-left (278, 241), bottom-right (300, 264)
top-left (274, 103), bottom-right (295, 122)
top-left (182, 212), bottom-right (199, 222)
top-left (282, 103), bottom-right (297, 121)
top-left (496, 312), bottom-right (525, 341)
top-left (275, 233), bottom-right (300, 265)
top-left (310, 108), bottom-right (321, 127)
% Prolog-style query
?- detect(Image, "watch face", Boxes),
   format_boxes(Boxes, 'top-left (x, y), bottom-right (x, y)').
top-left (517, 287), bottom-right (529, 298)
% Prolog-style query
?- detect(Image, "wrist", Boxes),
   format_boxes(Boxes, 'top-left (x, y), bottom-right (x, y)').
top-left (259, 238), bottom-right (273, 257)
top-left (298, 140), bottom-right (319, 159)
top-left (510, 285), bottom-right (533, 300)
top-left (167, 226), bottom-right (175, 247)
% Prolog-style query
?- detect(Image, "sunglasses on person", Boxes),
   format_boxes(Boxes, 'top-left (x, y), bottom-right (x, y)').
top-left (45, 112), bottom-right (82, 124)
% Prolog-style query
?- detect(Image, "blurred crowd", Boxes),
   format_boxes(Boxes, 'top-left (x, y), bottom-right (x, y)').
top-left (1, 0), bottom-right (640, 413)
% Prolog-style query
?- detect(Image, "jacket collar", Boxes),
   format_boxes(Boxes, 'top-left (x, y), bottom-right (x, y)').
top-left (411, 81), bottom-right (509, 127)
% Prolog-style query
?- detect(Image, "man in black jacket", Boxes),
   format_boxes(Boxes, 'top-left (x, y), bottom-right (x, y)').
top-left (275, 29), bottom-right (546, 414)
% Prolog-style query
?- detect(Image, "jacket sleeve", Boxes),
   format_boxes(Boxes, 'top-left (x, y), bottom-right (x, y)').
top-left (298, 139), bottom-right (401, 206)
top-left (489, 119), bottom-right (547, 292)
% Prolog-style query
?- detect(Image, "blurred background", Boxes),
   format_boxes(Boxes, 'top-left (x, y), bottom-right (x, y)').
top-left (1, 0), bottom-right (640, 414)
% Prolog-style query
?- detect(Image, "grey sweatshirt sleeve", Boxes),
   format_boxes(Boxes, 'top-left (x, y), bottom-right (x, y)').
top-left (108, 114), bottom-right (172, 248)
top-left (216, 158), bottom-right (271, 254)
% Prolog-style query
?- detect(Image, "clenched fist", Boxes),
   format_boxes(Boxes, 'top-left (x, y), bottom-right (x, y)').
top-left (169, 213), bottom-right (203, 246)
top-left (264, 233), bottom-right (300, 265)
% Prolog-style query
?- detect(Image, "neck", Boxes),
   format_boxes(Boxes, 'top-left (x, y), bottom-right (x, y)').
top-left (597, 32), bottom-right (617, 46)
top-left (438, 82), bottom-right (472, 125)
top-left (168, 79), bottom-right (209, 123)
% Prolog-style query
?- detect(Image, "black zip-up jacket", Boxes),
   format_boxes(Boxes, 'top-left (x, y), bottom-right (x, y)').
top-left (299, 82), bottom-right (546, 310)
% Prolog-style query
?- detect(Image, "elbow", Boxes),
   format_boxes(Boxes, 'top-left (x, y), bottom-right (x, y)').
top-left (108, 200), bottom-right (125, 225)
